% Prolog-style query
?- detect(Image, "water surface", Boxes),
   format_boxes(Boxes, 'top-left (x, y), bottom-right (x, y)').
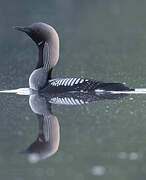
top-left (1, 0), bottom-right (146, 179)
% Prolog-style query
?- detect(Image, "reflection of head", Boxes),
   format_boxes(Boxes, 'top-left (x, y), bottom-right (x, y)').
top-left (22, 95), bottom-right (60, 163)
top-left (25, 114), bottom-right (60, 163)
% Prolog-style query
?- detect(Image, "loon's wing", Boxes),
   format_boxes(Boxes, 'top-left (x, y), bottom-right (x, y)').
top-left (42, 78), bottom-right (132, 93)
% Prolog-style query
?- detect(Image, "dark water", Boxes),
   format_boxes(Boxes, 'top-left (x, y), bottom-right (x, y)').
top-left (1, 0), bottom-right (146, 179)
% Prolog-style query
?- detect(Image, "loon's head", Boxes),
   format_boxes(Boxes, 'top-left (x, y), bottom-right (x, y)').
top-left (14, 22), bottom-right (59, 71)
top-left (14, 22), bottom-right (60, 90)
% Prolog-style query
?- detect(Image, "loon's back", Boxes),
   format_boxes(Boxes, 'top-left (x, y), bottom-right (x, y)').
top-left (40, 77), bottom-right (132, 94)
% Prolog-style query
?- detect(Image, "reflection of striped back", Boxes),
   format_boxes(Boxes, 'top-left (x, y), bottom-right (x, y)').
top-left (49, 78), bottom-right (88, 87)
top-left (49, 97), bottom-right (88, 105)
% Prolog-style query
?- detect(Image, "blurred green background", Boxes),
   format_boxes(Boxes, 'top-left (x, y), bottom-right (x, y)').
top-left (0, 0), bottom-right (146, 179)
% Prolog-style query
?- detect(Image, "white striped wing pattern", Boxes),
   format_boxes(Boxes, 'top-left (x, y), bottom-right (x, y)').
top-left (49, 97), bottom-right (88, 105)
top-left (49, 78), bottom-right (88, 87)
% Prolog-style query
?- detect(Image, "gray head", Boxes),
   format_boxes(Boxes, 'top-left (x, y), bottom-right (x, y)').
top-left (14, 22), bottom-right (59, 72)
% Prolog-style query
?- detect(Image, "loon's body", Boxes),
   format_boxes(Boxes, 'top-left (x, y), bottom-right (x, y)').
top-left (43, 78), bottom-right (131, 93)
top-left (14, 22), bottom-right (132, 95)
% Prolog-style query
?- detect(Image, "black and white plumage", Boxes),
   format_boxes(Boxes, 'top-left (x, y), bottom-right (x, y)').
top-left (41, 78), bottom-right (129, 105)
top-left (41, 77), bottom-right (132, 94)
top-left (13, 22), bottom-right (134, 100)
top-left (47, 92), bottom-right (127, 105)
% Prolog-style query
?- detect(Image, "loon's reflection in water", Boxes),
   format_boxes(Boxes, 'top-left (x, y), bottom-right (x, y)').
top-left (19, 92), bottom-right (127, 163)
top-left (45, 92), bottom-right (128, 105)
top-left (22, 95), bottom-right (60, 163)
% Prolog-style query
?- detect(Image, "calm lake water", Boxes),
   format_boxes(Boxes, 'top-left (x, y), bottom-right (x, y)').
top-left (1, 0), bottom-right (146, 179)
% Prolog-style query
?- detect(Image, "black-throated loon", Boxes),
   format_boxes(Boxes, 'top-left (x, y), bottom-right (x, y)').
top-left (1, 22), bottom-right (146, 98)
top-left (14, 23), bottom-right (133, 93)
